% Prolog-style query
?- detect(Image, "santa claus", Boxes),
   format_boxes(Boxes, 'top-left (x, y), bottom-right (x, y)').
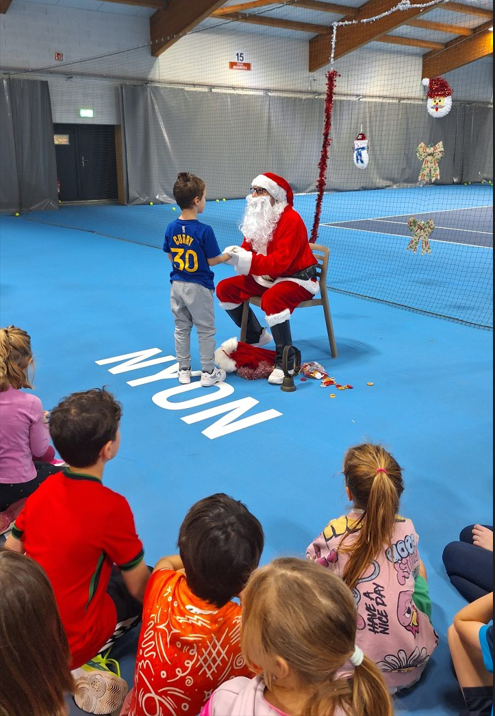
top-left (217, 173), bottom-right (319, 385)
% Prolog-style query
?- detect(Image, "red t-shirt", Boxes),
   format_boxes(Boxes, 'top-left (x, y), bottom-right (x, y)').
top-left (12, 469), bottom-right (144, 669)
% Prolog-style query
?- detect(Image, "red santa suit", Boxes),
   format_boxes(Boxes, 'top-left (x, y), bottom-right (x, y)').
top-left (217, 174), bottom-right (318, 328)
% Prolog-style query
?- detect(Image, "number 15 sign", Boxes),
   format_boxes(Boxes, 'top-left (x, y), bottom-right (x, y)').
top-left (230, 52), bottom-right (251, 71)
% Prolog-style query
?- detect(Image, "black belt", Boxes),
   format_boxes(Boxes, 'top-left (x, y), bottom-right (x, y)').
top-left (289, 265), bottom-right (318, 281)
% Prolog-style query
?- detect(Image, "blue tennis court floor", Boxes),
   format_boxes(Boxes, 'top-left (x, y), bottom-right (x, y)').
top-left (0, 183), bottom-right (493, 716)
top-left (324, 206), bottom-right (493, 248)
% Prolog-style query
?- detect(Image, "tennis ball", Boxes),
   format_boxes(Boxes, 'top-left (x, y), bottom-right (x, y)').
top-left (15, 212), bottom-right (20, 217)
top-left (216, 199), bottom-right (220, 203)
top-left (149, 202), bottom-right (154, 206)
top-left (223, 198), bottom-right (226, 202)
top-left (172, 207), bottom-right (176, 211)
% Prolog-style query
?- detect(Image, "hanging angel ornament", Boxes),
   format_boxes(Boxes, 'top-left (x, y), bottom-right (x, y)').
top-left (354, 131), bottom-right (369, 169)
top-left (407, 217), bottom-right (435, 255)
top-left (417, 141), bottom-right (444, 183)
top-left (422, 77), bottom-right (453, 119)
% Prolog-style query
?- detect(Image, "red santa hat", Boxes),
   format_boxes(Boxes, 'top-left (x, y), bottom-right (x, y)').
top-left (215, 338), bottom-right (277, 380)
top-left (422, 76), bottom-right (453, 99)
top-left (355, 132), bottom-right (367, 141)
top-left (251, 173), bottom-right (294, 206)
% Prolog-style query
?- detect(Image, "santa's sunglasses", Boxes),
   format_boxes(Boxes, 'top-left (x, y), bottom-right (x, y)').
top-left (250, 186), bottom-right (270, 196)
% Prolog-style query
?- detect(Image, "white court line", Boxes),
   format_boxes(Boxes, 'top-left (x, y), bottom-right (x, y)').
top-left (369, 219), bottom-right (494, 235)
top-left (319, 223), bottom-right (494, 249)
top-left (326, 205), bottom-right (494, 226)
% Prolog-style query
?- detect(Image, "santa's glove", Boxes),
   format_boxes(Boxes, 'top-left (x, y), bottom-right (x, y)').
top-left (223, 246), bottom-right (239, 265)
top-left (224, 247), bottom-right (253, 276)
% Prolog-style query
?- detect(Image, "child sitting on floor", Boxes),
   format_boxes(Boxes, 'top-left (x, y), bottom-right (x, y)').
top-left (306, 443), bottom-right (439, 693)
top-left (123, 493), bottom-right (265, 716)
top-left (5, 387), bottom-right (151, 715)
top-left (0, 325), bottom-right (62, 535)
top-left (0, 548), bottom-right (75, 716)
top-left (200, 558), bottom-right (393, 716)
top-left (449, 592), bottom-right (493, 716)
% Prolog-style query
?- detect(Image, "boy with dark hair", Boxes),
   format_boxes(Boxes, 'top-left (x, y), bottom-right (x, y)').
top-left (165, 172), bottom-right (229, 387)
top-left (6, 388), bottom-right (150, 716)
top-left (123, 493), bottom-right (265, 716)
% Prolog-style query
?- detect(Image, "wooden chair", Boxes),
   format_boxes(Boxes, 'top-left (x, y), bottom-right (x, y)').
top-left (240, 243), bottom-right (338, 358)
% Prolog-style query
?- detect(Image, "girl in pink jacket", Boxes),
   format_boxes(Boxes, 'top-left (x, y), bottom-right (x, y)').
top-left (307, 443), bottom-right (439, 693)
top-left (201, 558), bottom-right (393, 716)
top-left (0, 326), bottom-right (61, 533)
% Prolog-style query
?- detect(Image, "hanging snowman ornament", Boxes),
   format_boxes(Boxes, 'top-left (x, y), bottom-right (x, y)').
top-left (354, 131), bottom-right (369, 169)
top-left (422, 77), bottom-right (453, 118)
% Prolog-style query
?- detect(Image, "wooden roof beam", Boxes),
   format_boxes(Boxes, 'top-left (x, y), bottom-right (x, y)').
top-left (407, 19), bottom-right (474, 36)
top-left (423, 21), bottom-right (493, 75)
top-left (379, 35), bottom-right (446, 50)
top-left (213, 0), bottom-right (357, 16)
top-left (0, 0), bottom-right (14, 13)
top-left (214, 0), bottom-right (278, 15)
top-left (440, 2), bottom-right (493, 19)
top-left (150, 0), bottom-right (227, 56)
top-left (215, 11), bottom-right (333, 34)
top-left (310, 0), bottom-right (438, 72)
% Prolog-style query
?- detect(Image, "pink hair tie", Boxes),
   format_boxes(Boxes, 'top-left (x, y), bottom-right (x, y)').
top-left (376, 468), bottom-right (388, 475)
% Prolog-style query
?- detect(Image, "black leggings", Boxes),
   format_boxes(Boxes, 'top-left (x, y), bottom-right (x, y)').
top-left (0, 462), bottom-right (62, 512)
top-left (443, 525), bottom-right (494, 603)
top-left (97, 568), bottom-right (145, 656)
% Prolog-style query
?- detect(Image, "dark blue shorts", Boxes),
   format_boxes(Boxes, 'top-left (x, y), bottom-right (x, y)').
top-left (462, 686), bottom-right (493, 716)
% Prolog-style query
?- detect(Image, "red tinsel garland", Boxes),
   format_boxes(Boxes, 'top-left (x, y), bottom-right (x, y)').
top-left (311, 70), bottom-right (339, 244)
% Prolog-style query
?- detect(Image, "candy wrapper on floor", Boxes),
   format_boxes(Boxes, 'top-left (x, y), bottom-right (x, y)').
top-left (300, 363), bottom-right (353, 390)
top-left (215, 338), bottom-right (277, 380)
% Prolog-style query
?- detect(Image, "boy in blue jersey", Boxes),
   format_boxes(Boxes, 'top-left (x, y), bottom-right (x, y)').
top-left (164, 173), bottom-right (230, 387)
top-left (449, 592), bottom-right (493, 716)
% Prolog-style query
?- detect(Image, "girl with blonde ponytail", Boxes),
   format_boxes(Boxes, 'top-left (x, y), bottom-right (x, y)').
top-left (200, 558), bottom-right (393, 716)
top-left (307, 443), bottom-right (439, 693)
top-left (0, 327), bottom-right (61, 533)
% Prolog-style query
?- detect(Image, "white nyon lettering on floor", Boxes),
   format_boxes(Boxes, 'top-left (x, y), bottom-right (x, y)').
top-left (96, 349), bottom-right (282, 440)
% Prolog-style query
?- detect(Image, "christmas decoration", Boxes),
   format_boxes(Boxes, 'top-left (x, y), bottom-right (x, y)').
top-left (422, 77), bottom-right (453, 119)
top-left (407, 217), bottom-right (435, 255)
top-left (311, 70), bottom-right (339, 244)
top-left (215, 338), bottom-right (276, 380)
top-left (354, 131), bottom-right (369, 169)
top-left (417, 141), bottom-right (444, 183)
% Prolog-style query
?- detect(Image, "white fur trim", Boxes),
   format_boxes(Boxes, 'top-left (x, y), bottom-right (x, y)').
top-left (253, 275), bottom-right (320, 296)
top-left (266, 308), bottom-right (291, 327)
top-left (252, 174), bottom-right (287, 204)
top-left (215, 337), bottom-right (239, 373)
top-left (219, 301), bottom-right (242, 310)
top-left (422, 78), bottom-right (430, 87)
top-left (235, 249), bottom-right (253, 276)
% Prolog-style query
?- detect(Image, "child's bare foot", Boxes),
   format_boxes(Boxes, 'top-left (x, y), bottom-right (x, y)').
top-left (472, 525), bottom-right (494, 552)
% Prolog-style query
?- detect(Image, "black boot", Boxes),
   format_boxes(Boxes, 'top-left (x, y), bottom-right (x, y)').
top-left (226, 306), bottom-right (263, 345)
top-left (271, 320), bottom-right (293, 369)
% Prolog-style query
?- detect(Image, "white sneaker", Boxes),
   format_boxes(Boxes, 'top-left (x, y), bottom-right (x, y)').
top-left (268, 367), bottom-right (294, 385)
top-left (178, 368), bottom-right (192, 384)
top-left (201, 368), bottom-right (227, 387)
top-left (251, 328), bottom-right (273, 348)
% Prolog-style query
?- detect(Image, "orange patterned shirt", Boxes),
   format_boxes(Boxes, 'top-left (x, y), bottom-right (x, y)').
top-left (128, 570), bottom-right (251, 716)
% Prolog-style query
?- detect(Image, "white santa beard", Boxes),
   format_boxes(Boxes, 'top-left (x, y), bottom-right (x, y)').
top-left (428, 96), bottom-right (452, 118)
top-left (239, 195), bottom-right (287, 255)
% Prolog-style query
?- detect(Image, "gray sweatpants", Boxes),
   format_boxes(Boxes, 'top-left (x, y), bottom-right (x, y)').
top-left (171, 281), bottom-right (216, 373)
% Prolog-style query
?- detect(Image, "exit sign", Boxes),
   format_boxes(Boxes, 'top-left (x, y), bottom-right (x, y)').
top-left (79, 109), bottom-right (94, 118)
top-left (54, 52), bottom-right (64, 61)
